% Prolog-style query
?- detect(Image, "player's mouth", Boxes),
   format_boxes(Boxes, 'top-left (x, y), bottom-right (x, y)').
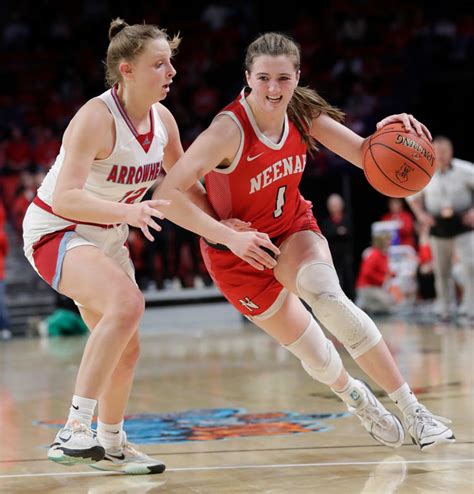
top-left (162, 81), bottom-right (173, 92)
top-left (266, 95), bottom-right (283, 104)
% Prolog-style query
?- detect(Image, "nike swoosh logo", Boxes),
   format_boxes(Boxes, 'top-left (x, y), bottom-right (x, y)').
top-left (58, 434), bottom-right (72, 442)
top-left (107, 452), bottom-right (126, 460)
top-left (72, 404), bottom-right (79, 410)
top-left (247, 152), bottom-right (264, 162)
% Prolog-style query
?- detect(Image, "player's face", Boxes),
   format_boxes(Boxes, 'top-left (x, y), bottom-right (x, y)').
top-left (129, 38), bottom-right (176, 102)
top-left (245, 55), bottom-right (299, 113)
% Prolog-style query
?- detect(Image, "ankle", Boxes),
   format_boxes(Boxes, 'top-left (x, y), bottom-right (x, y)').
top-left (332, 377), bottom-right (366, 408)
top-left (67, 395), bottom-right (97, 427)
top-left (97, 420), bottom-right (124, 450)
top-left (388, 383), bottom-right (418, 414)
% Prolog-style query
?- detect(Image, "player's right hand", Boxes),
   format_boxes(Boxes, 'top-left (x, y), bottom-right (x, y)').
top-left (226, 230), bottom-right (280, 271)
top-left (125, 199), bottom-right (170, 241)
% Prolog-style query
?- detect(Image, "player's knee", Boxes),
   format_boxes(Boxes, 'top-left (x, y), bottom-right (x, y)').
top-left (296, 262), bottom-right (381, 358)
top-left (109, 288), bottom-right (145, 328)
top-left (284, 318), bottom-right (343, 385)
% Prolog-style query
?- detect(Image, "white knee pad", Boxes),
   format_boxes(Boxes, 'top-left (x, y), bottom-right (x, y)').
top-left (296, 262), bottom-right (381, 359)
top-left (284, 318), bottom-right (343, 385)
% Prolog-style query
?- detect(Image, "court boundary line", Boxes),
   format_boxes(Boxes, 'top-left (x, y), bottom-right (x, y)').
top-left (1, 458), bottom-right (473, 479)
top-left (2, 440), bottom-right (473, 464)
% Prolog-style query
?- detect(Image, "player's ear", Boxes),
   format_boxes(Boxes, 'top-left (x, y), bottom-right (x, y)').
top-left (295, 69), bottom-right (301, 84)
top-left (245, 70), bottom-right (251, 87)
top-left (119, 61), bottom-right (134, 81)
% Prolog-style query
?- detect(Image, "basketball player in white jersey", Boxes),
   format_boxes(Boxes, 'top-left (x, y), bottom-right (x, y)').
top-left (22, 18), bottom-right (279, 475)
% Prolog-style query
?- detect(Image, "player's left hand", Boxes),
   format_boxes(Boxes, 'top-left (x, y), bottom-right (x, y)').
top-left (376, 113), bottom-right (432, 141)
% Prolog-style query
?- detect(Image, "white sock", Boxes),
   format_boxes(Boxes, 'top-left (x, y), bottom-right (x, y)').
top-left (388, 383), bottom-right (418, 413)
top-left (67, 395), bottom-right (97, 427)
top-left (97, 420), bottom-right (124, 451)
top-left (332, 376), bottom-right (365, 408)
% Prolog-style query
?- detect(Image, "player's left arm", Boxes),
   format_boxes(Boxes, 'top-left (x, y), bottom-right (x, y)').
top-left (309, 113), bottom-right (364, 169)
top-left (155, 104), bottom-right (217, 218)
top-left (310, 113), bottom-right (431, 170)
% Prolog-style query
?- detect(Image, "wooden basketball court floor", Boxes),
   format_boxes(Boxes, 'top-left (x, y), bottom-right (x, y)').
top-left (1, 302), bottom-right (473, 493)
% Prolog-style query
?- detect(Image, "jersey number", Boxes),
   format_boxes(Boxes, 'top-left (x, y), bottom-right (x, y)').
top-left (273, 186), bottom-right (287, 218)
top-left (119, 187), bottom-right (147, 204)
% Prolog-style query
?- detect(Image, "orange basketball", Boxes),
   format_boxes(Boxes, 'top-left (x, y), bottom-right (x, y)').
top-left (362, 122), bottom-right (436, 198)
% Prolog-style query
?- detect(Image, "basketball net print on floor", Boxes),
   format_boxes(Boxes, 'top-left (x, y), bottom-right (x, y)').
top-left (35, 408), bottom-right (348, 444)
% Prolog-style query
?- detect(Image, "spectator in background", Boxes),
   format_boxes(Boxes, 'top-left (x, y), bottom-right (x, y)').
top-left (381, 198), bottom-right (416, 248)
top-left (4, 126), bottom-right (31, 172)
top-left (416, 222), bottom-right (436, 301)
top-left (32, 127), bottom-right (61, 172)
top-left (356, 232), bottom-right (395, 315)
top-left (11, 171), bottom-right (37, 238)
top-left (406, 136), bottom-right (474, 323)
top-left (320, 193), bottom-right (355, 299)
top-left (0, 200), bottom-right (11, 339)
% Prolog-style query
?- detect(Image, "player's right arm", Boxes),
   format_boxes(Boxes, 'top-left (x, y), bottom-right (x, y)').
top-left (52, 99), bottom-right (168, 240)
top-left (157, 115), bottom-right (280, 270)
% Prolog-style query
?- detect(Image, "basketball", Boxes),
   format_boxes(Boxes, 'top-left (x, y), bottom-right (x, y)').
top-left (362, 122), bottom-right (436, 198)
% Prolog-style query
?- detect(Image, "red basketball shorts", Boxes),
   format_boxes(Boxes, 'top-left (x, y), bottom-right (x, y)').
top-left (200, 201), bottom-right (320, 319)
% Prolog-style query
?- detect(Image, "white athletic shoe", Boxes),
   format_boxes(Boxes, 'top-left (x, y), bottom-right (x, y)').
top-left (90, 433), bottom-right (165, 475)
top-left (348, 380), bottom-right (405, 448)
top-left (48, 420), bottom-right (105, 465)
top-left (403, 404), bottom-right (455, 451)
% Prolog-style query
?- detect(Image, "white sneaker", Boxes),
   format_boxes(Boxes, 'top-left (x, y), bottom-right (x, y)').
top-left (348, 381), bottom-right (405, 448)
top-left (403, 404), bottom-right (455, 451)
top-left (90, 433), bottom-right (165, 475)
top-left (48, 420), bottom-right (105, 465)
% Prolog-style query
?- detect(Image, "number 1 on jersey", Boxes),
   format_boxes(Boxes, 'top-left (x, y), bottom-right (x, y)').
top-left (273, 186), bottom-right (287, 218)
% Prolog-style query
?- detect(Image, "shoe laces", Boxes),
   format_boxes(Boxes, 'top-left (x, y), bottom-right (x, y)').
top-left (121, 441), bottom-right (142, 458)
top-left (69, 421), bottom-right (95, 438)
top-left (410, 405), bottom-right (452, 427)
top-left (357, 401), bottom-right (392, 428)
top-left (114, 433), bottom-right (142, 458)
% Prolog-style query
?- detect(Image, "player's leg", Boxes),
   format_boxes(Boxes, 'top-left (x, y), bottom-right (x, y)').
top-left (48, 245), bottom-right (145, 465)
top-left (251, 292), bottom-right (404, 448)
top-left (274, 230), bottom-right (455, 450)
top-left (79, 307), bottom-right (165, 474)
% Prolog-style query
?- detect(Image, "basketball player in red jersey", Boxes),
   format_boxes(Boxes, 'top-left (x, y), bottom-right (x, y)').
top-left (22, 20), bottom-right (278, 474)
top-left (158, 32), bottom-right (454, 451)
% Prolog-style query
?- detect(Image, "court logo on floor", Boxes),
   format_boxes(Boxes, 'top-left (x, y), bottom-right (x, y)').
top-left (36, 408), bottom-right (348, 444)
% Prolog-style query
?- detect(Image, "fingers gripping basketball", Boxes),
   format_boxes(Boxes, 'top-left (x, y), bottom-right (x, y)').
top-left (362, 123), bottom-right (436, 198)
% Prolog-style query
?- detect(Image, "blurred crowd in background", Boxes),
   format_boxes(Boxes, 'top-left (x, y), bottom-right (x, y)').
top-left (0, 1), bottom-right (472, 332)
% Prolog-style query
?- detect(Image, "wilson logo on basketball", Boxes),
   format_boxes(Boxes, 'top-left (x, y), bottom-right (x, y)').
top-left (395, 163), bottom-right (414, 183)
top-left (395, 134), bottom-right (434, 167)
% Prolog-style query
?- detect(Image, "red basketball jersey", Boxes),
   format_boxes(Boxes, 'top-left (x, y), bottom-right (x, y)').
top-left (205, 89), bottom-right (309, 238)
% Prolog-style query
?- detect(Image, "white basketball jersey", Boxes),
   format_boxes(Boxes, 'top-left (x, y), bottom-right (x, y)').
top-left (37, 87), bottom-right (167, 206)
